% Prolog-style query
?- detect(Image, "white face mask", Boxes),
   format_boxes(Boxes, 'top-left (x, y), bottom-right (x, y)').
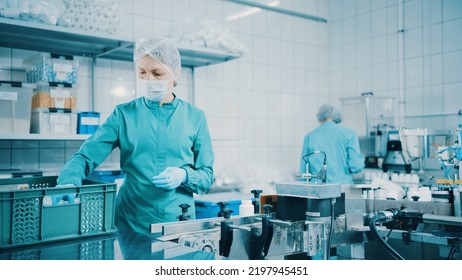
top-left (137, 78), bottom-right (170, 101)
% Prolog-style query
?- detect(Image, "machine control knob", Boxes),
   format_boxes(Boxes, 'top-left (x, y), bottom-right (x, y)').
top-left (179, 203), bottom-right (191, 221)
top-left (217, 201), bottom-right (229, 217)
top-left (251, 189), bottom-right (263, 214)
top-left (262, 204), bottom-right (273, 215)
top-left (251, 189), bottom-right (263, 198)
top-left (223, 208), bottom-right (234, 219)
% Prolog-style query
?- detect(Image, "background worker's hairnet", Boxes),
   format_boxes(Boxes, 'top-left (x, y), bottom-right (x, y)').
top-left (134, 37), bottom-right (181, 80)
top-left (317, 104), bottom-right (343, 123)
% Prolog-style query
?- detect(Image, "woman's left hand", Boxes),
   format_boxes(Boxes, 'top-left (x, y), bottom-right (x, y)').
top-left (152, 167), bottom-right (187, 189)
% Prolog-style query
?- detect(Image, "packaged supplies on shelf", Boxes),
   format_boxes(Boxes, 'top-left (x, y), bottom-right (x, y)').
top-left (58, 0), bottom-right (121, 35)
top-left (0, 176), bottom-right (117, 249)
top-left (0, 81), bottom-right (33, 134)
top-left (77, 112), bottom-right (100, 134)
top-left (0, 0), bottom-right (64, 25)
top-left (32, 83), bottom-right (77, 109)
top-left (25, 53), bottom-right (78, 84)
top-left (30, 108), bottom-right (77, 135)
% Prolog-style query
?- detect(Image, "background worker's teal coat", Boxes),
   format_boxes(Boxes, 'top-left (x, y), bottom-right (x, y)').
top-left (57, 96), bottom-right (214, 234)
top-left (300, 121), bottom-right (364, 184)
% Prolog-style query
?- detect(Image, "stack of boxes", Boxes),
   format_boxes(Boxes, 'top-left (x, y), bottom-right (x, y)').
top-left (25, 52), bottom-right (100, 135)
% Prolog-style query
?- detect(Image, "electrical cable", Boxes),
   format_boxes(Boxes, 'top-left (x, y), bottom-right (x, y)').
top-left (302, 151), bottom-right (327, 164)
top-left (368, 214), bottom-right (405, 260)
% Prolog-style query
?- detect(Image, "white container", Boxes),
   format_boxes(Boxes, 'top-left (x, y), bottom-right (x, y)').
top-left (30, 108), bottom-right (77, 135)
top-left (239, 199), bottom-right (254, 216)
top-left (0, 82), bottom-right (33, 134)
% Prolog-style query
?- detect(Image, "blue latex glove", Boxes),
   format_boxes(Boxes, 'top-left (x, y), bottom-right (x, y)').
top-left (152, 167), bottom-right (187, 190)
top-left (52, 184), bottom-right (76, 205)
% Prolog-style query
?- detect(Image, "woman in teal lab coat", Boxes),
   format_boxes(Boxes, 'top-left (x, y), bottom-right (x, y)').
top-left (57, 38), bottom-right (214, 234)
top-left (300, 104), bottom-right (364, 185)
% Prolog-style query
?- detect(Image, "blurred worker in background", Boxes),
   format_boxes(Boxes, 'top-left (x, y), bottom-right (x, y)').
top-left (300, 104), bottom-right (364, 184)
top-left (57, 37), bottom-right (214, 234)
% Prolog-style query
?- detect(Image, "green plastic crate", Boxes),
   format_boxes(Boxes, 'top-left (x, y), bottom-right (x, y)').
top-left (0, 176), bottom-right (117, 249)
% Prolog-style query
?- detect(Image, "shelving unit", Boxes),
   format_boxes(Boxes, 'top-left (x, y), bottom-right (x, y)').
top-left (0, 18), bottom-right (242, 141)
top-left (0, 17), bottom-right (241, 67)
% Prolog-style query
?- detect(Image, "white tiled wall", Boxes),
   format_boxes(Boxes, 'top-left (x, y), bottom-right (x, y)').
top-left (0, 0), bottom-right (329, 178)
top-left (2, 0), bottom-right (462, 179)
top-left (328, 0), bottom-right (462, 135)
top-left (104, 0), bottom-right (330, 175)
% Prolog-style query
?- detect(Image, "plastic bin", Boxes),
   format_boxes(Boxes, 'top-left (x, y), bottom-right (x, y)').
top-left (194, 192), bottom-right (253, 219)
top-left (0, 81), bottom-right (33, 134)
top-left (87, 170), bottom-right (125, 193)
top-left (30, 108), bottom-right (78, 134)
top-left (77, 112), bottom-right (100, 134)
top-left (0, 176), bottom-right (117, 249)
top-left (32, 83), bottom-right (77, 109)
top-left (25, 53), bottom-right (78, 84)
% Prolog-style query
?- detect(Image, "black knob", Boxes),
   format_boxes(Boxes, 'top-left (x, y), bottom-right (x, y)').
top-left (262, 204), bottom-right (273, 215)
top-left (217, 201), bottom-right (229, 217)
top-left (411, 196), bottom-right (420, 202)
top-left (223, 208), bottom-right (234, 219)
top-left (179, 203), bottom-right (191, 213)
top-left (251, 190), bottom-right (263, 214)
top-left (251, 189), bottom-right (263, 198)
top-left (179, 203), bottom-right (191, 221)
top-left (217, 201), bottom-right (228, 210)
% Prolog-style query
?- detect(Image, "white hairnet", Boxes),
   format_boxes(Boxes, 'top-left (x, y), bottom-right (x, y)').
top-left (317, 104), bottom-right (343, 123)
top-left (134, 37), bottom-right (181, 80)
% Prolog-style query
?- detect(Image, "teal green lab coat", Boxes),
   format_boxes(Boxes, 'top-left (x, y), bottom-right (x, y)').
top-left (300, 121), bottom-right (364, 184)
top-left (57, 96), bottom-right (214, 234)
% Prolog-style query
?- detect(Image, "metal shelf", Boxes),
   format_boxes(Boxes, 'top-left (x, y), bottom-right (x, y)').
top-left (0, 18), bottom-right (241, 141)
top-left (177, 45), bottom-right (241, 67)
top-left (0, 17), bottom-right (134, 60)
top-left (0, 134), bottom-right (89, 141)
top-left (0, 17), bottom-right (241, 67)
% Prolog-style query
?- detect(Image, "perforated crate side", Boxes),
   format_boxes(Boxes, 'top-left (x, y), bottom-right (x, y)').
top-left (80, 192), bottom-right (105, 234)
top-left (11, 197), bottom-right (41, 245)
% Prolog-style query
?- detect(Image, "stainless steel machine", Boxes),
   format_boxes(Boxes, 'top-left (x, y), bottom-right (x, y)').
top-left (151, 183), bottom-right (344, 260)
top-left (149, 178), bottom-right (462, 260)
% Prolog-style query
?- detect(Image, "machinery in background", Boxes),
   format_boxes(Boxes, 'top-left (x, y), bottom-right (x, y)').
top-left (340, 92), bottom-right (395, 137)
top-left (360, 127), bottom-right (453, 174)
top-left (435, 124), bottom-right (462, 180)
top-left (382, 130), bottom-right (412, 174)
top-left (400, 128), bottom-right (453, 173)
